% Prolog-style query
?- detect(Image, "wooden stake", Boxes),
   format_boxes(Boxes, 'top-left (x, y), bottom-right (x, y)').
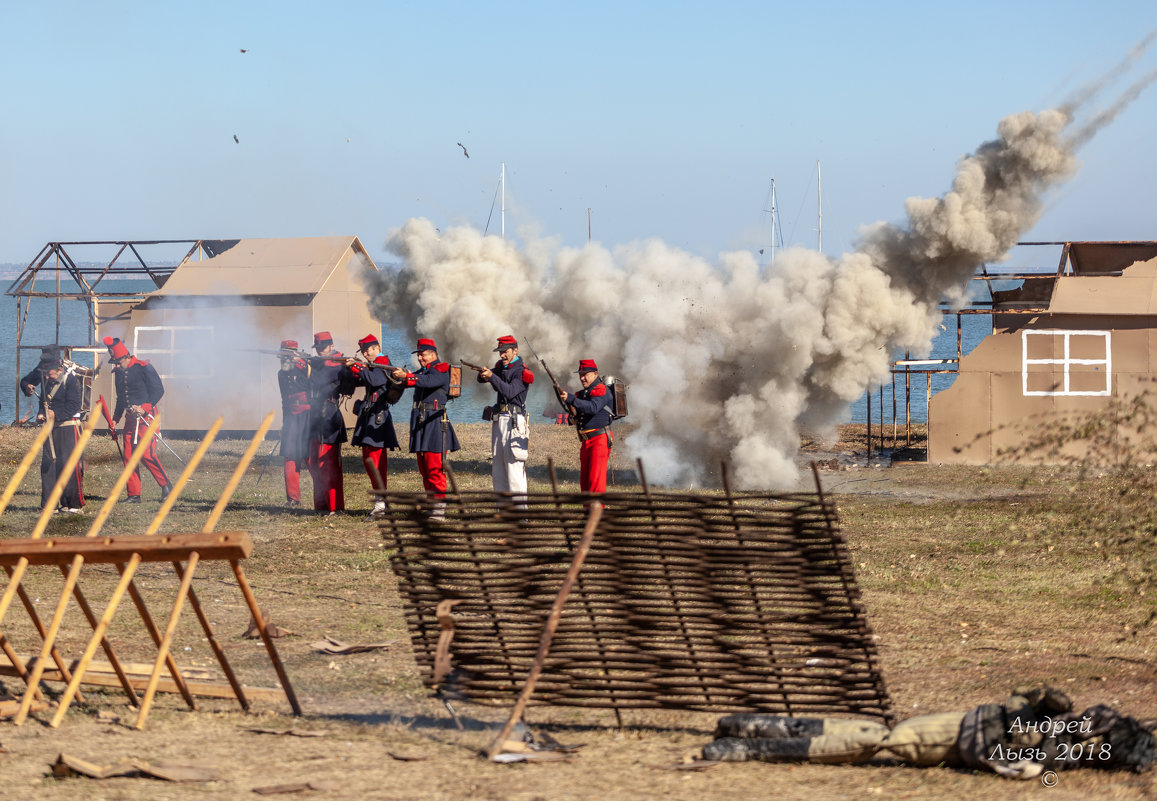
top-left (0, 412), bottom-right (99, 625)
top-left (48, 416), bottom-right (222, 727)
top-left (0, 413), bottom-right (100, 707)
top-left (485, 502), bottom-right (603, 759)
top-left (0, 422), bottom-right (53, 514)
top-left (231, 561), bottom-right (301, 715)
top-left (15, 412), bottom-right (162, 723)
top-left (135, 552), bottom-right (199, 728)
top-left (136, 415), bottom-right (275, 728)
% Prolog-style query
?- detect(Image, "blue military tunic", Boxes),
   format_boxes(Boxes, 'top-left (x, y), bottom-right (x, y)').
top-left (406, 361), bottom-right (461, 454)
top-left (112, 358), bottom-right (165, 422)
top-left (350, 357), bottom-right (400, 450)
top-left (570, 378), bottom-right (613, 430)
top-left (309, 352), bottom-right (355, 445)
top-left (477, 355), bottom-right (534, 409)
top-left (278, 358), bottom-right (311, 463)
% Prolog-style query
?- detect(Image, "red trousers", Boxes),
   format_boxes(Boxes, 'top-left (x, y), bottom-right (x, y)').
top-left (416, 452), bottom-right (447, 497)
top-left (580, 433), bottom-right (610, 494)
top-left (309, 440), bottom-right (344, 512)
top-left (362, 446), bottom-right (387, 491)
top-left (284, 459), bottom-right (302, 503)
top-left (122, 427), bottom-right (169, 497)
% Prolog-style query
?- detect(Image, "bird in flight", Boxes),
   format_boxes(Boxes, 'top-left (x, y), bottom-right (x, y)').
top-left (240, 48), bottom-right (248, 53)
top-left (457, 142), bottom-right (469, 158)
top-left (233, 134), bottom-right (239, 144)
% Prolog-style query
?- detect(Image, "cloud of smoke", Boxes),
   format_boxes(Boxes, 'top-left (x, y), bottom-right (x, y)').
top-left (362, 44), bottom-right (1155, 489)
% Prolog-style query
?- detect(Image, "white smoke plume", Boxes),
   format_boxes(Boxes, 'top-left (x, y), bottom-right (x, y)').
top-left (363, 46), bottom-right (1154, 490)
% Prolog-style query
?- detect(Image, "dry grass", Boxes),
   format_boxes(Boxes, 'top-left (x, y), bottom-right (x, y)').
top-left (0, 422), bottom-right (1154, 799)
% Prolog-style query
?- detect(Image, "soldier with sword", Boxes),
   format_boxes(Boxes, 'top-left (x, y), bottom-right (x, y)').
top-left (109, 340), bottom-right (173, 503)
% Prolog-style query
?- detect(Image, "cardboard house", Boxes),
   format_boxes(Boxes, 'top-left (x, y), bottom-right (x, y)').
top-left (92, 236), bottom-right (381, 433)
top-left (928, 242), bottom-right (1157, 464)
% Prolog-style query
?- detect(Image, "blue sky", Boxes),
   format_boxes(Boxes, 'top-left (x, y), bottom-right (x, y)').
top-left (2, 1), bottom-right (1155, 268)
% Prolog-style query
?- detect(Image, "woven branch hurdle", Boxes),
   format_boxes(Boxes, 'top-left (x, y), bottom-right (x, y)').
top-left (378, 469), bottom-right (894, 726)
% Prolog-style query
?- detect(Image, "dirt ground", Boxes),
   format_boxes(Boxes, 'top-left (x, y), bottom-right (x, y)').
top-left (0, 423), bottom-right (1154, 800)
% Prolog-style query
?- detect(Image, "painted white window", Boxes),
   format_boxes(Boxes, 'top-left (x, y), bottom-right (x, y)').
top-left (1021, 330), bottom-right (1111, 396)
top-left (133, 326), bottom-right (214, 380)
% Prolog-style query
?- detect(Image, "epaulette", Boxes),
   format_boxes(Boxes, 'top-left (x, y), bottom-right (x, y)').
top-left (522, 368), bottom-right (535, 384)
top-left (589, 383), bottom-right (606, 397)
top-left (434, 361), bottom-right (450, 373)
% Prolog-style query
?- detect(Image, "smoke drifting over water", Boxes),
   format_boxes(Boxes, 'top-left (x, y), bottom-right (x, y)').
top-left (364, 50), bottom-right (1155, 489)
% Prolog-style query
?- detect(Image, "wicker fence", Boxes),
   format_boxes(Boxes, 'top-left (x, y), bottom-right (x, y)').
top-left (379, 487), bottom-right (893, 724)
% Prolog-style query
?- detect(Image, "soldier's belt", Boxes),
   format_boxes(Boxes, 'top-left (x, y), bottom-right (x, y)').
top-left (578, 427), bottom-right (609, 442)
top-left (494, 403), bottom-right (526, 415)
top-left (57, 419), bottom-right (81, 428)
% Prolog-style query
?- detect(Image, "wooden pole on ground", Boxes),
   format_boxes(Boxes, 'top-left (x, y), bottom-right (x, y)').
top-left (485, 501), bottom-right (603, 759)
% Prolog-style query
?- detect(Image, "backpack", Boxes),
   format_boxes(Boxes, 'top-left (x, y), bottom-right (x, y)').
top-left (448, 365), bottom-right (462, 399)
top-left (604, 375), bottom-right (628, 420)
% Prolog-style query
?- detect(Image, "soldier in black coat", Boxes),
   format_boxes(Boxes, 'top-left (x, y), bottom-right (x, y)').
top-left (307, 331), bottom-right (356, 514)
top-left (389, 338), bottom-right (461, 516)
top-left (20, 348), bottom-right (85, 512)
top-left (347, 334), bottom-right (400, 518)
top-left (277, 339), bottom-right (311, 505)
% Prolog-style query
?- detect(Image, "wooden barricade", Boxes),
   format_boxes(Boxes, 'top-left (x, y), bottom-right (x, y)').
top-left (0, 403), bottom-right (300, 728)
top-left (379, 461), bottom-right (894, 748)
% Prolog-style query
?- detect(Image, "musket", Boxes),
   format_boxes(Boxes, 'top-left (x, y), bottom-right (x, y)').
top-left (19, 385), bottom-right (41, 425)
top-left (344, 356), bottom-right (400, 375)
top-left (98, 394), bottom-right (124, 460)
top-left (460, 360), bottom-right (489, 373)
top-left (522, 338), bottom-right (581, 436)
top-left (241, 347), bottom-right (313, 360)
top-left (256, 438), bottom-right (281, 487)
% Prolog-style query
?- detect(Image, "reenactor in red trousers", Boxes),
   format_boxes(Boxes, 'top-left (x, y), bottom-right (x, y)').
top-left (390, 338), bottom-right (460, 518)
top-left (110, 341), bottom-right (172, 503)
top-left (559, 359), bottom-right (613, 494)
top-left (277, 339), bottom-right (311, 505)
top-left (308, 331), bottom-right (355, 514)
top-left (346, 334), bottom-right (400, 519)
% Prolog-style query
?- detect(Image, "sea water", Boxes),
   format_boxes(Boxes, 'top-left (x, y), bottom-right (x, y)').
top-left (0, 274), bottom-right (991, 427)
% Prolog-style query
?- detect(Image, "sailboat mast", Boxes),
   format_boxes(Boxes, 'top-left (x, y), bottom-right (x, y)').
top-left (501, 162), bottom-right (506, 240)
top-left (765, 177), bottom-right (779, 266)
top-left (817, 160), bottom-right (822, 253)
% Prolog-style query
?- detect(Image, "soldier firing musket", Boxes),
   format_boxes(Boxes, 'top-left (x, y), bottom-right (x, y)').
top-left (389, 338), bottom-right (461, 520)
top-left (347, 334), bottom-right (401, 519)
top-left (475, 335), bottom-right (533, 505)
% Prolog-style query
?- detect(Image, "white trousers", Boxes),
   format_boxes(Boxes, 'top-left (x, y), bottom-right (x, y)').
top-left (491, 411), bottom-right (529, 498)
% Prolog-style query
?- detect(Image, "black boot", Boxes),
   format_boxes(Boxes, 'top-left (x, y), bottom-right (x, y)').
top-left (160, 483), bottom-right (173, 502)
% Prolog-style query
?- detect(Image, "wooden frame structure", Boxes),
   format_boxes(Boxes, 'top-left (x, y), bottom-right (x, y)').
top-left (0, 404), bottom-right (300, 728)
top-left (379, 462), bottom-right (893, 753)
top-left (5, 240), bottom-right (201, 424)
